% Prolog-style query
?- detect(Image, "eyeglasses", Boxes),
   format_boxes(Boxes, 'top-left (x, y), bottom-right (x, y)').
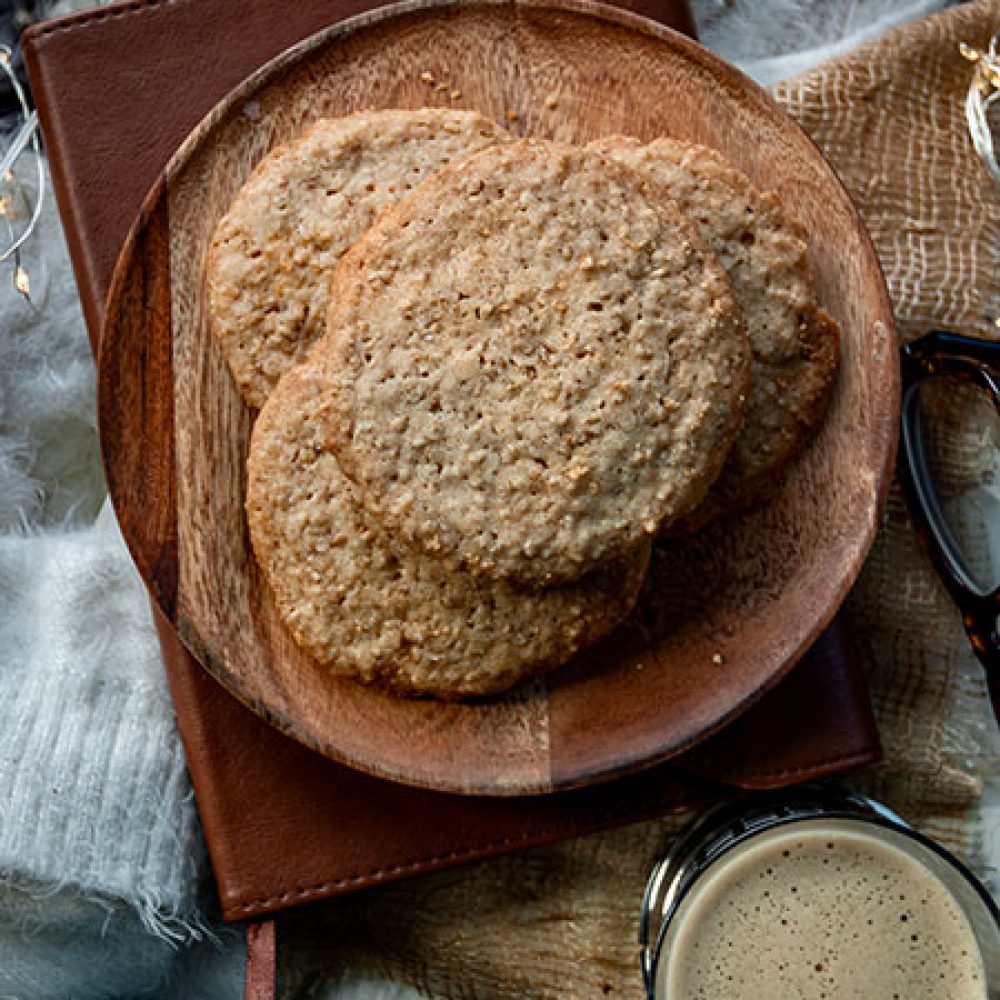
top-left (898, 331), bottom-right (1000, 721)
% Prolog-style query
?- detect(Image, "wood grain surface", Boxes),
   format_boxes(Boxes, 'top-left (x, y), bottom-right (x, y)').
top-left (98, 0), bottom-right (898, 795)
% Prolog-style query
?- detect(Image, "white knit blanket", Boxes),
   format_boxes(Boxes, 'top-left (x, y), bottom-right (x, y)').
top-left (0, 1), bottom-right (969, 996)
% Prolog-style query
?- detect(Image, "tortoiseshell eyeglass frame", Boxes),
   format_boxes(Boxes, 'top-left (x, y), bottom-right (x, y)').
top-left (898, 330), bottom-right (1000, 721)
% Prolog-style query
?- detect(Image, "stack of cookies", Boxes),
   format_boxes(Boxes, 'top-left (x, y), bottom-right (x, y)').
top-left (207, 108), bottom-right (839, 700)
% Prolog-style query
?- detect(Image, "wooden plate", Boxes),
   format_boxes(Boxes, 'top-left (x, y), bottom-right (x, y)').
top-left (99, 0), bottom-right (897, 796)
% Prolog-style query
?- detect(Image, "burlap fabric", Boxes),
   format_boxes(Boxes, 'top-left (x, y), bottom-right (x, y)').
top-left (282, 3), bottom-right (1000, 994)
top-left (777, 0), bottom-right (1000, 865)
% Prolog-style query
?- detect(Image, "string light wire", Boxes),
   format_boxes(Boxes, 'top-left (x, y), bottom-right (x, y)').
top-left (961, 36), bottom-right (1000, 183)
top-left (0, 44), bottom-right (44, 304)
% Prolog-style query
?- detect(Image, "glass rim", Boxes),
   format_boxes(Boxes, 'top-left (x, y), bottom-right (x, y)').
top-left (640, 785), bottom-right (1000, 1000)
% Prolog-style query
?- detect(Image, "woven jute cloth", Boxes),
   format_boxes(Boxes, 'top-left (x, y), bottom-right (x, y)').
top-left (778, 0), bottom-right (1000, 863)
top-left (283, 3), bottom-right (1000, 995)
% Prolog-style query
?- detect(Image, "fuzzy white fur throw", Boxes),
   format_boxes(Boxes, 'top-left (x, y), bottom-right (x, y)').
top-left (0, 156), bottom-right (245, 998)
top-left (0, 1), bottom-right (960, 997)
top-left (695, 0), bottom-right (962, 82)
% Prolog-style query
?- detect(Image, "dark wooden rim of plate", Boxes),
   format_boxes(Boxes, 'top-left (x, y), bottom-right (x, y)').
top-left (98, 0), bottom-right (899, 795)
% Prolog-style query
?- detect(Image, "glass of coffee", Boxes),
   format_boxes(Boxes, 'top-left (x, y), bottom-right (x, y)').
top-left (640, 786), bottom-right (1000, 999)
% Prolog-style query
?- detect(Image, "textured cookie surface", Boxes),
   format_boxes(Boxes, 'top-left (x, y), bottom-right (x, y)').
top-left (319, 140), bottom-right (750, 585)
top-left (590, 137), bottom-right (840, 530)
top-left (207, 108), bottom-right (509, 408)
top-left (246, 366), bottom-right (650, 699)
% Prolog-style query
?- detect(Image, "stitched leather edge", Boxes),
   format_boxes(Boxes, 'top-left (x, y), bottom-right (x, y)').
top-left (228, 793), bottom-right (721, 916)
top-left (26, 0), bottom-right (188, 44)
top-left (226, 747), bottom-right (878, 917)
top-left (680, 747), bottom-right (881, 781)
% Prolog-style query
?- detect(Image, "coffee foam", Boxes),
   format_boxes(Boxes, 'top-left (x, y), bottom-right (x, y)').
top-left (659, 818), bottom-right (986, 1000)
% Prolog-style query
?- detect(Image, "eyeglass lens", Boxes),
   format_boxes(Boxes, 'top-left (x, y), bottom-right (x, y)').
top-left (907, 374), bottom-right (1000, 599)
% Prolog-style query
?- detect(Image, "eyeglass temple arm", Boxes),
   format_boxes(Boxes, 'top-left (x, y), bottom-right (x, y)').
top-left (898, 332), bottom-right (1000, 716)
